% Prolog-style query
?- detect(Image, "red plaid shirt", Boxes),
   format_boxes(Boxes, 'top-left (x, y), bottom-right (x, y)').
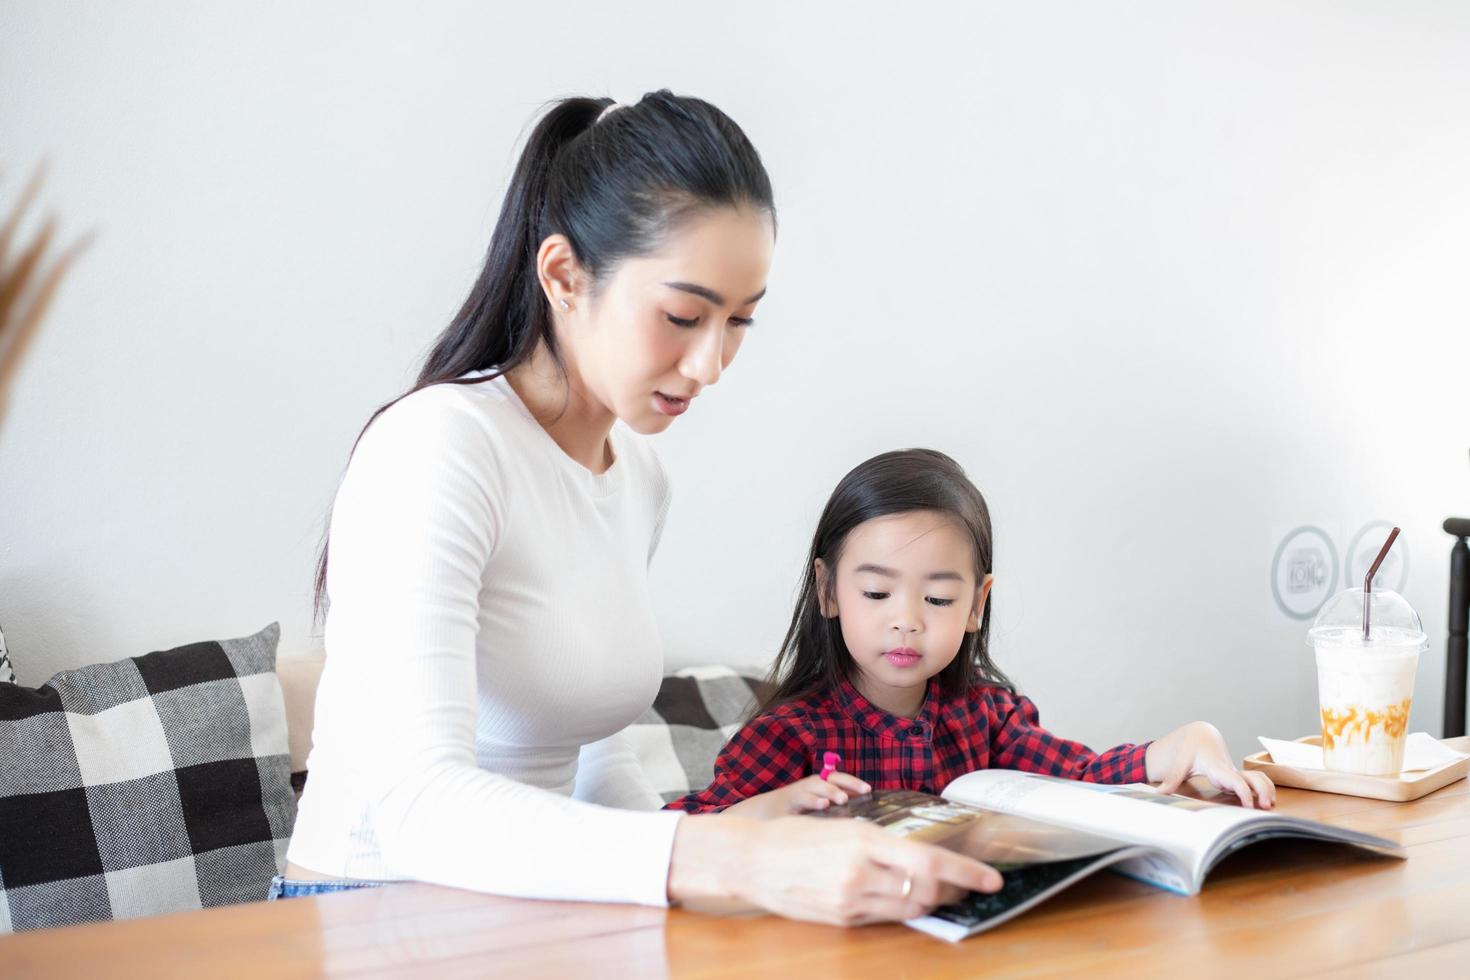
top-left (665, 676), bottom-right (1151, 813)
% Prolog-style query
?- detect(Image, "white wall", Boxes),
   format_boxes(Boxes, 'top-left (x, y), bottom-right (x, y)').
top-left (3, 1), bottom-right (1468, 759)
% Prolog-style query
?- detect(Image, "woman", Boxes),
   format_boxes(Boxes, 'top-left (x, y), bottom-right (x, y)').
top-left (281, 91), bottom-right (1000, 925)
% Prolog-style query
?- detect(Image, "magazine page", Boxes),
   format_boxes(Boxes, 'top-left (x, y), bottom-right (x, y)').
top-left (815, 789), bottom-right (1130, 863)
top-left (940, 770), bottom-right (1263, 882)
top-left (945, 771), bottom-right (1406, 892)
top-left (815, 789), bottom-right (1158, 940)
top-left (908, 846), bottom-right (1157, 942)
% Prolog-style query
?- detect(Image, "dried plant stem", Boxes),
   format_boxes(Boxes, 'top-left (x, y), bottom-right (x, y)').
top-left (0, 163), bottom-right (88, 422)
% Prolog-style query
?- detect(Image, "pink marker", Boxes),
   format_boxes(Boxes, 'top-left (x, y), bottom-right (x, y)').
top-left (819, 751), bottom-right (841, 781)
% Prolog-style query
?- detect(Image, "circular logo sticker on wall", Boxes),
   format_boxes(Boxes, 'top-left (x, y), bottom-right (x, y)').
top-left (1271, 526), bottom-right (1339, 620)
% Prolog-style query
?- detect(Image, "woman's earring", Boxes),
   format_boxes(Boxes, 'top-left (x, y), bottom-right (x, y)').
top-left (560, 299), bottom-right (570, 312)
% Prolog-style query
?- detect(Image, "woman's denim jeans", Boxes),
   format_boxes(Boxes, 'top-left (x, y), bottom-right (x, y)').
top-left (266, 875), bottom-right (390, 900)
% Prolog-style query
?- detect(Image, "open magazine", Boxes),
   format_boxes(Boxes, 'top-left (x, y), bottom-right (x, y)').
top-left (814, 770), bottom-right (1403, 942)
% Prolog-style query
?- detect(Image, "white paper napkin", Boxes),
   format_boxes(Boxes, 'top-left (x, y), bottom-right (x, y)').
top-left (1257, 732), bottom-right (1469, 775)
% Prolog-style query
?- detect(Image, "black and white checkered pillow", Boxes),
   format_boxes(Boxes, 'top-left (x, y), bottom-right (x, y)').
top-left (625, 665), bottom-right (774, 804)
top-left (0, 624), bottom-right (295, 932)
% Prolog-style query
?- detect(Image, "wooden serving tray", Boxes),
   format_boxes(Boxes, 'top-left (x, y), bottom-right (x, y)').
top-left (1243, 735), bottom-right (1470, 802)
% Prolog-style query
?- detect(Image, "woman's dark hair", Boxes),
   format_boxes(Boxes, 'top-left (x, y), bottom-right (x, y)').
top-left (313, 90), bottom-right (775, 617)
top-left (756, 449), bottom-right (1013, 716)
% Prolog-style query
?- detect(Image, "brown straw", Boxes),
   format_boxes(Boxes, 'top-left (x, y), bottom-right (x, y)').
top-left (1362, 526), bottom-right (1401, 640)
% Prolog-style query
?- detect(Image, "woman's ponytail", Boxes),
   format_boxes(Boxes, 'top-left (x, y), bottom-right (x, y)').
top-left (418, 98), bottom-right (609, 386)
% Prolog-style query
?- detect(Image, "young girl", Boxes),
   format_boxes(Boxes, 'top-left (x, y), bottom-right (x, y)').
top-left (668, 449), bottom-right (1275, 817)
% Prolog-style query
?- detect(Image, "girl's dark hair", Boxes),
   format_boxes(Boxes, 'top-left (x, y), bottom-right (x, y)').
top-left (757, 449), bottom-right (1013, 715)
top-left (313, 90), bottom-right (775, 618)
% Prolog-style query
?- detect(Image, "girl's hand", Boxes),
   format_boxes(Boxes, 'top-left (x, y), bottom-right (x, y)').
top-left (724, 772), bottom-right (872, 821)
top-left (1145, 721), bottom-right (1277, 809)
top-left (668, 814), bottom-right (1003, 926)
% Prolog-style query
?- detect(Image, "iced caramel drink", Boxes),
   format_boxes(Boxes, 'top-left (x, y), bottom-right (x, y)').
top-left (1309, 589), bottom-right (1426, 777)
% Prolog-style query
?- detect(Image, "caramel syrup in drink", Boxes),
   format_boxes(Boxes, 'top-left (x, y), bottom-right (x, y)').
top-left (1320, 700), bottom-right (1411, 750)
top-left (1314, 626), bottom-right (1421, 776)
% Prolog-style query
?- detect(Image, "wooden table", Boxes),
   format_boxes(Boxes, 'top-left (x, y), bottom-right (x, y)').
top-left (5, 738), bottom-right (1470, 979)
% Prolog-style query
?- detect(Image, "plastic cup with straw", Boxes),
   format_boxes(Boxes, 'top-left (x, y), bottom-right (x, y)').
top-left (1309, 525), bottom-right (1427, 775)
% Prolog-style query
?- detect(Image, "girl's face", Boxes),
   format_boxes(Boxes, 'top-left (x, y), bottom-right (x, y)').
top-left (816, 510), bottom-right (993, 717)
top-left (557, 206), bottom-right (774, 435)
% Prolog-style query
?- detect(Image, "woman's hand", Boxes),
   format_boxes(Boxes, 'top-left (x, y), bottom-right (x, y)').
top-left (1145, 720), bottom-right (1276, 809)
top-left (668, 814), bottom-right (1003, 926)
top-left (723, 773), bottom-right (872, 821)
